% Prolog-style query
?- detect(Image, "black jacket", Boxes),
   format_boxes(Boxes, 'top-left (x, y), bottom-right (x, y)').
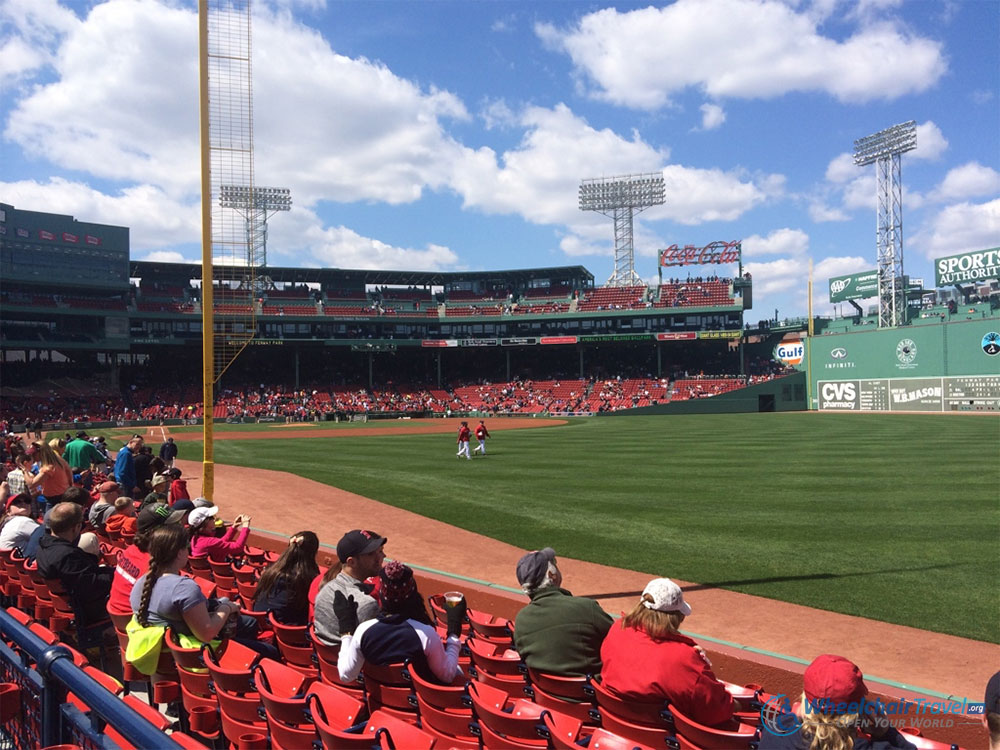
top-left (36, 534), bottom-right (113, 626)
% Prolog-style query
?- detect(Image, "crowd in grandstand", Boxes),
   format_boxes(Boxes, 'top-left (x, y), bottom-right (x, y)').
top-left (0, 427), bottom-right (993, 750)
top-left (1, 365), bottom-right (790, 427)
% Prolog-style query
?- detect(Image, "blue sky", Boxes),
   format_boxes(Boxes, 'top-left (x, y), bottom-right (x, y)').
top-left (1, 0), bottom-right (997, 318)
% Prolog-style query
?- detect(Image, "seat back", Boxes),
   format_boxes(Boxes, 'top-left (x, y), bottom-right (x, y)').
top-left (365, 709), bottom-right (436, 750)
top-left (668, 704), bottom-right (757, 750)
top-left (362, 661), bottom-right (416, 717)
top-left (409, 667), bottom-right (469, 711)
top-left (268, 611), bottom-right (310, 646)
top-left (254, 658), bottom-right (310, 727)
top-left (466, 608), bottom-right (514, 645)
top-left (466, 637), bottom-right (525, 677)
top-left (202, 639), bottom-right (259, 694)
top-left (591, 678), bottom-right (674, 729)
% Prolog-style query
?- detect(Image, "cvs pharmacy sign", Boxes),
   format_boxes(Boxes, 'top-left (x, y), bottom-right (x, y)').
top-left (819, 381), bottom-right (858, 410)
top-left (774, 341), bottom-right (804, 366)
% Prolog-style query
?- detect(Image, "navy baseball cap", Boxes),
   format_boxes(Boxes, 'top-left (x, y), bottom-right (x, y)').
top-left (336, 529), bottom-right (386, 563)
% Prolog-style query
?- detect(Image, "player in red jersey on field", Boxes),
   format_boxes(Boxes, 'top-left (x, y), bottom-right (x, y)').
top-left (456, 421), bottom-right (471, 460)
top-left (473, 420), bottom-right (490, 456)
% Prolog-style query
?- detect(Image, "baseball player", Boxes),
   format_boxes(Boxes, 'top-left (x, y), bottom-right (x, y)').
top-left (473, 420), bottom-right (491, 455)
top-left (456, 421), bottom-right (471, 460)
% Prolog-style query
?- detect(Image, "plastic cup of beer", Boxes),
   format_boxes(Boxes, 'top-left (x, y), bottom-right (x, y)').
top-left (443, 591), bottom-right (464, 608)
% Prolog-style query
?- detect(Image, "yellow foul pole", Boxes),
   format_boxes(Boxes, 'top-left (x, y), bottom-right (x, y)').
top-left (198, 0), bottom-right (214, 502)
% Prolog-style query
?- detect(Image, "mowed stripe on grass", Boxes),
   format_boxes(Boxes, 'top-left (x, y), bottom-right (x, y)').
top-left (193, 413), bottom-right (998, 642)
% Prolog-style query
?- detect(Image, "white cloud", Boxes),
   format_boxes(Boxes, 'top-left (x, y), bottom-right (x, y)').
top-left (142, 250), bottom-right (192, 263)
top-left (536, 0), bottom-right (946, 110)
top-left (743, 228), bottom-right (810, 257)
top-left (913, 199), bottom-right (1000, 260)
top-left (932, 162), bottom-right (1000, 202)
top-left (912, 121), bottom-right (948, 161)
top-left (0, 0), bottom-right (79, 84)
top-left (480, 98), bottom-right (517, 130)
top-left (809, 202), bottom-right (849, 222)
top-left (825, 153), bottom-right (857, 183)
top-left (296, 222), bottom-right (459, 271)
top-left (699, 103), bottom-right (726, 130)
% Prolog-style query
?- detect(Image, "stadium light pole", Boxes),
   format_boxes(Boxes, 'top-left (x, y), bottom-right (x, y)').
top-left (219, 185), bottom-right (291, 293)
top-left (854, 120), bottom-right (916, 328)
top-left (579, 173), bottom-right (665, 287)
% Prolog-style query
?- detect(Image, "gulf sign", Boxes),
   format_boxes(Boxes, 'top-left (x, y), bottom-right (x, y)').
top-left (773, 341), bottom-right (804, 366)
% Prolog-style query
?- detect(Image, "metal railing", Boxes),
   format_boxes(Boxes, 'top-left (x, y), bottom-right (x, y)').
top-left (0, 608), bottom-right (184, 750)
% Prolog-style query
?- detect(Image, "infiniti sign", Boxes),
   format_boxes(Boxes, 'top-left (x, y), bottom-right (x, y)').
top-left (831, 348), bottom-right (847, 359)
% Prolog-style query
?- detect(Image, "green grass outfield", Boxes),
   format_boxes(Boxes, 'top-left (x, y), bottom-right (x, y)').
top-left (151, 414), bottom-right (1000, 643)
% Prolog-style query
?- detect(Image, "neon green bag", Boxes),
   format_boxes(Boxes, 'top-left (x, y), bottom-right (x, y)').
top-left (125, 617), bottom-right (166, 675)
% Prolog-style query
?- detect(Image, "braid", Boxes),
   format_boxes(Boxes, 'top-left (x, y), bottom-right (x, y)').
top-left (137, 558), bottom-right (162, 627)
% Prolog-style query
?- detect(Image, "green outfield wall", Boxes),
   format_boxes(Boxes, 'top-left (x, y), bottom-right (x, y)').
top-left (601, 371), bottom-right (807, 415)
top-left (807, 318), bottom-right (1000, 412)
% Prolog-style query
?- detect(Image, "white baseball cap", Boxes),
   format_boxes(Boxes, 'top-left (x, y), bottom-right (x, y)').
top-left (641, 578), bottom-right (691, 616)
top-left (187, 505), bottom-right (219, 529)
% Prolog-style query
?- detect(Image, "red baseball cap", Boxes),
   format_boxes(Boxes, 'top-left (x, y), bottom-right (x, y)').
top-left (4, 493), bottom-right (32, 513)
top-left (803, 654), bottom-right (868, 703)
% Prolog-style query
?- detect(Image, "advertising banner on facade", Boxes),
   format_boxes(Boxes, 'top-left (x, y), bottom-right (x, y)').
top-left (817, 375), bottom-right (1000, 412)
top-left (829, 270), bottom-right (878, 302)
top-left (659, 240), bottom-right (741, 267)
top-left (934, 248), bottom-right (1000, 286)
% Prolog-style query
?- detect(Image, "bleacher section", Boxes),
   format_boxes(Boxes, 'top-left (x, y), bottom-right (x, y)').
top-left (655, 280), bottom-right (732, 308)
top-left (577, 285), bottom-right (647, 312)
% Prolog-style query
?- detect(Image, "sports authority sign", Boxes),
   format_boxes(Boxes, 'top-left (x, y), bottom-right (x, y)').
top-left (829, 270), bottom-right (878, 303)
top-left (934, 247), bottom-right (1000, 286)
top-left (659, 240), bottom-right (741, 267)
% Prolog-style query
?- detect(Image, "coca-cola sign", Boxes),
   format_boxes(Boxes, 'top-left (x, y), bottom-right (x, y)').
top-left (659, 240), bottom-right (741, 267)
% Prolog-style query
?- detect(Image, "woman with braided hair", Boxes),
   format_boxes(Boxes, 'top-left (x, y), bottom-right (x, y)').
top-left (131, 524), bottom-right (239, 643)
top-left (253, 530), bottom-right (320, 625)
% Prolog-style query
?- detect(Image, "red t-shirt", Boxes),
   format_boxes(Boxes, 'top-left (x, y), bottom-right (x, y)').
top-left (475, 424), bottom-right (489, 439)
top-left (458, 426), bottom-right (471, 442)
top-left (108, 544), bottom-right (150, 614)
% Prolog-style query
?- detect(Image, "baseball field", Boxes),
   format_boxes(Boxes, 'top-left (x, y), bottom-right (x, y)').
top-left (116, 412), bottom-right (1000, 644)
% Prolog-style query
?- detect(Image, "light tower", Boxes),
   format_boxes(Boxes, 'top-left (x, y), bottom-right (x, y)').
top-left (579, 172), bottom-right (665, 286)
top-left (219, 184), bottom-right (291, 293)
top-left (853, 121), bottom-right (916, 328)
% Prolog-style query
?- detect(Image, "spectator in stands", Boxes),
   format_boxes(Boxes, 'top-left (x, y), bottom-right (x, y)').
top-left (140, 472), bottom-right (170, 509)
top-left (0, 493), bottom-right (40, 551)
top-left (313, 529), bottom-right (387, 646)
top-left (336, 560), bottom-right (465, 685)
top-left (108, 503), bottom-right (186, 614)
top-left (134, 445), bottom-right (154, 496)
top-left (114, 436), bottom-right (142, 498)
top-left (36, 502), bottom-right (113, 627)
top-left (758, 654), bottom-right (916, 750)
top-left (23, 442), bottom-right (73, 505)
top-left (253, 531), bottom-right (320, 625)
top-left (188, 505), bottom-right (251, 561)
top-left (106, 496), bottom-right (138, 537)
top-left (87, 480), bottom-right (120, 530)
top-left (159, 437), bottom-right (178, 468)
top-left (63, 430), bottom-right (107, 473)
top-left (5, 451), bottom-right (35, 502)
top-left (168, 468), bottom-right (189, 506)
top-left (513, 547), bottom-right (613, 677)
top-left (600, 578), bottom-right (744, 727)
top-left (132, 524), bottom-right (272, 656)
top-left (986, 670), bottom-right (1000, 750)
